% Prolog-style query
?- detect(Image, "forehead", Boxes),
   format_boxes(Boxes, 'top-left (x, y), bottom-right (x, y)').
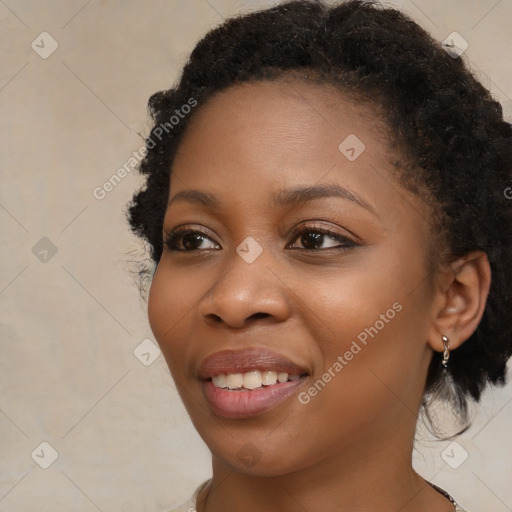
top-left (179, 78), bottom-right (388, 157)
top-left (168, 79), bottom-right (427, 232)
top-left (173, 79), bottom-right (388, 184)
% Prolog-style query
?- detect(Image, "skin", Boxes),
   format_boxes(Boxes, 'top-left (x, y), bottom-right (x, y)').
top-left (147, 79), bottom-right (491, 512)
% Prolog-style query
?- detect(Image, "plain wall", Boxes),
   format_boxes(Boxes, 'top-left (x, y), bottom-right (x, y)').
top-left (1, 1), bottom-right (511, 511)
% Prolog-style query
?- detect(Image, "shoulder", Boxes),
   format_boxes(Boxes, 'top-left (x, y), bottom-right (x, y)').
top-left (160, 480), bottom-right (210, 512)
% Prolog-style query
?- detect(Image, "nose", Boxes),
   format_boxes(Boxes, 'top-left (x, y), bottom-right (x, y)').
top-left (198, 245), bottom-right (291, 329)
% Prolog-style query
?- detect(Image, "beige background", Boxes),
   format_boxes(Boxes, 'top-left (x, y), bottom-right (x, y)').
top-left (1, 1), bottom-right (511, 511)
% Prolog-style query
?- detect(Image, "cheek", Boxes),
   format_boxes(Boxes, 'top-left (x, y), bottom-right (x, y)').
top-left (302, 254), bottom-right (404, 347)
top-left (301, 245), bottom-right (431, 400)
top-left (147, 263), bottom-right (200, 372)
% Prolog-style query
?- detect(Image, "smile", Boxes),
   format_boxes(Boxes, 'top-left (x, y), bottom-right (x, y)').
top-left (198, 348), bottom-right (310, 418)
top-left (211, 370), bottom-right (302, 390)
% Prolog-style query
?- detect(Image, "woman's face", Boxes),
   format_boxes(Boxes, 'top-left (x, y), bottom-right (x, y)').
top-left (148, 79), bottom-right (441, 476)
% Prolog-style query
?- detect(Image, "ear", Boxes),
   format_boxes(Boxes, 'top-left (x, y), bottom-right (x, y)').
top-left (427, 251), bottom-right (491, 353)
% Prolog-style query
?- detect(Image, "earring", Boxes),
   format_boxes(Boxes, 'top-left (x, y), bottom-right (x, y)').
top-left (441, 335), bottom-right (450, 369)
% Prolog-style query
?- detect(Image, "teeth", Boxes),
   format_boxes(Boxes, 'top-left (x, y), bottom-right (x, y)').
top-left (226, 373), bottom-right (244, 389)
top-left (261, 371), bottom-right (277, 386)
top-left (212, 374), bottom-right (227, 388)
top-left (211, 370), bottom-right (301, 390)
top-left (243, 371), bottom-right (262, 390)
top-left (277, 372), bottom-right (289, 383)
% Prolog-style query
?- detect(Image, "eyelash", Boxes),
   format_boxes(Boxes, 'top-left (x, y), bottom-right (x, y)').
top-left (163, 223), bottom-right (359, 253)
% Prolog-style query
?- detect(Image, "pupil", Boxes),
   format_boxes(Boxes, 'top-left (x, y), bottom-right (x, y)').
top-left (183, 234), bottom-right (203, 250)
top-left (303, 232), bottom-right (322, 249)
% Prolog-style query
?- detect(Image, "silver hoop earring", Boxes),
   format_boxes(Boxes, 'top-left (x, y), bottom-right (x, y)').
top-left (441, 335), bottom-right (450, 369)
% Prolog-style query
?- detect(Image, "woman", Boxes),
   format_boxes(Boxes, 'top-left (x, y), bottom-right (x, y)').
top-left (127, 1), bottom-right (512, 510)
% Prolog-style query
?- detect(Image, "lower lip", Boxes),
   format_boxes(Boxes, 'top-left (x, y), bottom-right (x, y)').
top-left (203, 378), bottom-right (306, 419)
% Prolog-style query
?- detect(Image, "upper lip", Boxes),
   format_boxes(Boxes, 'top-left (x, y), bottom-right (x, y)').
top-left (198, 348), bottom-right (310, 379)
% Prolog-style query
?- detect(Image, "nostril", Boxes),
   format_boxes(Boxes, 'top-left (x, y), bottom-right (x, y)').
top-left (250, 312), bottom-right (270, 320)
top-left (205, 314), bottom-right (223, 324)
top-left (203, 311), bottom-right (270, 328)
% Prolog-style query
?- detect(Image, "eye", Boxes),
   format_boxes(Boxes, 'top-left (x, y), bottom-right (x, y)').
top-left (287, 224), bottom-right (358, 251)
top-left (163, 223), bottom-right (359, 253)
top-left (164, 227), bottom-right (220, 252)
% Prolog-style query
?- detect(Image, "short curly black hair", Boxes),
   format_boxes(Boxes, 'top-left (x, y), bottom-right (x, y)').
top-left (127, 0), bottom-right (512, 436)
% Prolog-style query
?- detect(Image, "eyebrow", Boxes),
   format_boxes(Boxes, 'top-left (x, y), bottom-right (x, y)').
top-left (168, 183), bottom-right (377, 216)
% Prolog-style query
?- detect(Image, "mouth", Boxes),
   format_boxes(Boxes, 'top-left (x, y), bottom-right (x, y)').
top-left (198, 348), bottom-right (310, 419)
top-left (210, 369), bottom-right (306, 390)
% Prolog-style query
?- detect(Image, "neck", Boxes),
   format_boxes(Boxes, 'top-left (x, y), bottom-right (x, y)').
top-left (197, 413), bottom-right (453, 512)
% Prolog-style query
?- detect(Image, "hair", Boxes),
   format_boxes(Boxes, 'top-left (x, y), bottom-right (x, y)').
top-left (126, 0), bottom-right (512, 438)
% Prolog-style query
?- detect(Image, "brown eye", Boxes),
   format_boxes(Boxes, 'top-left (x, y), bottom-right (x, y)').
top-left (164, 228), bottom-right (220, 252)
top-left (288, 226), bottom-right (358, 250)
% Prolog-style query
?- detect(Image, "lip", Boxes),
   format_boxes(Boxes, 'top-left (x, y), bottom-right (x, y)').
top-left (198, 348), bottom-right (310, 419)
top-left (198, 348), bottom-right (309, 379)
top-left (203, 378), bottom-right (307, 419)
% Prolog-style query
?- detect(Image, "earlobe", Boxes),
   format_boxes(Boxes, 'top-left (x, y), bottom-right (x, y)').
top-left (428, 251), bottom-right (491, 353)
